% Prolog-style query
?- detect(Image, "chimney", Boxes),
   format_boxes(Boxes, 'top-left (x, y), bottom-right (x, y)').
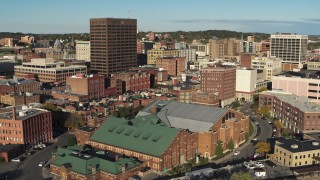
top-left (12, 107), bottom-right (16, 120)
top-left (150, 106), bottom-right (158, 114)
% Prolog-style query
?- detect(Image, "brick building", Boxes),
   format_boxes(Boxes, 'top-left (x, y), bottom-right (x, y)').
top-left (88, 115), bottom-right (197, 172)
top-left (200, 65), bottom-right (236, 107)
top-left (0, 144), bottom-right (24, 162)
top-left (0, 94), bottom-right (40, 106)
top-left (109, 71), bottom-right (150, 94)
top-left (137, 100), bottom-right (249, 158)
top-left (74, 126), bottom-right (96, 145)
top-left (259, 91), bottom-right (320, 134)
top-left (50, 146), bottom-right (143, 180)
top-left (0, 107), bottom-right (52, 145)
top-left (0, 78), bottom-right (41, 96)
top-left (66, 74), bottom-right (105, 100)
top-left (156, 57), bottom-right (186, 77)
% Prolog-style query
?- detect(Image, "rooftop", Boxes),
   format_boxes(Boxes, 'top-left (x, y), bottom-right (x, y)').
top-left (51, 145), bottom-right (142, 175)
top-left (137, 100), bottom-right (228, 132)
top-left (275, 70), bottom-right (320, 79)
top-left (261, 91), bottom-right (320, 113)
top-left (0, 78), bottom-right (38, 86)
top-left (90, 115), bottom-right (179, 157)
top-left (276, 139), bottom-right (320, 153)
top-left (0, 108), bottom-right (48, 121)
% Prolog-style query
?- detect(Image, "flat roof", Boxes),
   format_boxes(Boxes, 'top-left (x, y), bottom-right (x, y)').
top-left (274, 70), bottom-right (320, 79)
top-left (0, 78), bottom-right (38, 86)
top-left (277, 139), bottom-right (320, 153)
top-left (0, 108), bottom-right (48, 121)
top-left (261, 91), bottom-right (320, 113)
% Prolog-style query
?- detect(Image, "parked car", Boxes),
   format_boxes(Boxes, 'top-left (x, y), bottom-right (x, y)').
top-left (255, 161), bottom-right (265, 168)
top-left (244, 162), bottom-right (255, 169)
top-left (234, 150), bottom-right (240, 155)
top-left (253, 137), bottom-right (258, 141)
top-left (38, 161), bottom-right (46, 167)
top-left (11, 158), bottom-right (21, 162)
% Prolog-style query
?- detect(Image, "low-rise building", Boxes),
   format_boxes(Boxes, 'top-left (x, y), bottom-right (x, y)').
top-left (109, 71), bottom-right (150, 94)
top-left (137, 100), bottom-right (249, 158)
top-left (156, 57), bottom-right (186, 77)
top-left (147, 49), bottom-right (179, 65)
top-left (50, 145), bottom-right (143, 180)
top-left (14, 58), bottom-right (87, 83)
top-left (0, 78), bottom-right (41, 95)
top-left (0, 107), bottom-right (52, 145)
top-left (308, 59), bottom-right (320, 70)
top-left (74, 126), bottom-right (96, 145)
top-left (259, 91), bottom-right (320, 133)
top-left (88, 114), bottom-right (197, 172)
top-left (0, 93), bottom-right (40, 106)
top-left (268, 139), bottom-right (320, 167)
top-left (0, 144), bottom-right (24, 162)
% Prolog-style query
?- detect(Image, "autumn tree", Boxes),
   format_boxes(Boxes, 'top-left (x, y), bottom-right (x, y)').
top-left (259, 105), bottom-right (271, 118)
top-left (282, 128), bottom-right (292, 138)
top-left (255, 141), bottom-right (271, 155)
top-left (258, 87), bottom-right (268, 92)
top-left (231, 172), bottom-right (253, 180)
top-left (274, 120), bottom-right (285, 130)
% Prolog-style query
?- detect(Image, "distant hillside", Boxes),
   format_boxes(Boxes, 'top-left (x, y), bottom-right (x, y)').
top-left (0, 30), bottom-right (270, 44)
top-left (137, 30), bottom-right (270, 43)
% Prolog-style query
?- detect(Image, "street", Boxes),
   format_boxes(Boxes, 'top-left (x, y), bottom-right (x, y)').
top-left (0, 133), bottom-right (72, 180)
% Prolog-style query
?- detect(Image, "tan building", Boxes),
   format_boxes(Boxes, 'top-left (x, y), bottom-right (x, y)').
top-left (308, 59), bottom-right (320, 70)
top-left (20, 36), bottom-right (35, 44)
top-left (14, 58), bottom-right (87, 83)
top-left (156, 57), bottom-right (186, 77)
top-left (0, 94), bottom-right (40, 106)
top-left (208, 38), bottom-right (240, 60)
top-left (251, 56), bottom-right (282, 81)
top-left (269, 139), bottom-right (320, 167)
top-left (75, 41), bottom-right (90, 61)
top-left (147, 49), bottom-right (179, 65)
top-left (90, 18), bottom-right (137, 75)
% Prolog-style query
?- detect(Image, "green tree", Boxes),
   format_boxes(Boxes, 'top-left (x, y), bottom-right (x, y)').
top-left (67, 136), bottom-right (77, 146)
top-left (64, 113), bottom-right (86, 130)
top-left (0, 157), bottom-right (4, 163)
top-left (231, 100), bottom-right (240, 109)
top-left (259, 105), bottom-right (271, 118)
top-left (258, 86), bottom-right (268, 92)
top-left (215, 142), bottom-right (224, 158)
top-left (227, 139), bottom-right (235, 150)
top-left (245, 132), bottom-right (249, 141)
top-left (231, 172), bottom-right (253, 180)
top-left (255, 141), bottom-right (271, 155)
top-left (282, 128), bottom-right (292, 138)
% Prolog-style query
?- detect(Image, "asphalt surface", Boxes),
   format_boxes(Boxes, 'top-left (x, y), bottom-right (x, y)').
top-left (0, 133), bottom-right (72, 180)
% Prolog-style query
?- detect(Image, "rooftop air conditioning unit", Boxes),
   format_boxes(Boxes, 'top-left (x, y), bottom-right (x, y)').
top-left (291, 144), bottom-right (298, 149)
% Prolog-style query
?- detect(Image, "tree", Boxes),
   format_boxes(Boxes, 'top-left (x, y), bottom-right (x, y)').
top-left (67, 136), bottom-right (77, 146)
top-left (281, 128), bottom-right (292, 138)
top-left (259, 105), bottom-right (271, 118)
top-left (215, 142), bottom-right (224, 158)
top-left (227, 139), bottom-right (235, 150)
top-left (255, 141), bottom-right (270, 155)
top-left (274, 120), bottom-right (284, 130)
top-left (0, 157), bottom-right (4, 163)
top-left (245, 132), bottom-right (249, 141)
top-left (231, 100), bottom-right (240, 109)
top-left (64, 113), bottom-right (86, 130)
top-left (258, 86), bottom-right (268, 92)
top-left (231, 172), bottom-right (253, 180)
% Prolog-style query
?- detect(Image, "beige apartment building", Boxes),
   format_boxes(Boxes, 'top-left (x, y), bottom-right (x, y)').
top-left (14, 58), bottom-right (87, 83)
top-left (269, 139), bottom-right (320, 167)
top-left (75, 41), bottom-right (90, 61)
top-left (147, 49), bottom-right (179, 64)
top-left (208, 38), bottom-right (240, 60)
top-left (251, 56), bottom-right (282, 81)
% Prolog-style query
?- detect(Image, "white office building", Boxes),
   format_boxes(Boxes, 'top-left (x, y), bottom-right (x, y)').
top-left (75, 41), bottom-right (90, 61)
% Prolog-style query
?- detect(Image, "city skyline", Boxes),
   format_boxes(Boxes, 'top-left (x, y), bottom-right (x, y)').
top-left (1, 0), bottom-right (320, 34)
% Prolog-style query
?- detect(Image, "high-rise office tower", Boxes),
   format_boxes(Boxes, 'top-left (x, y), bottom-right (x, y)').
top-left (270, 33), bottom-right (308, 66)
top-left (90, 18), bottom-right (137, 75)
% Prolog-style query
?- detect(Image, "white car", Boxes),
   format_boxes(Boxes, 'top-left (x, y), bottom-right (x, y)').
top-left (255, 161), bottom-right (265, 168)
top-left (234, 150), bottom-right (240, 155)
top-left (244, 162), bottom-right (255, 169)
top-left (11, 158), bottom-right (21, 162)
top-left (38, 161), bottom-right (46, 167)
top-left (254, 152), bottom-right (259, 158)
top-left (253, 137), bottom-right (258, 141)
top-left (255, 121), bottom-right (259, 125)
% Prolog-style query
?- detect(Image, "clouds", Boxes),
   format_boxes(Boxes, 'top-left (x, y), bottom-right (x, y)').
top-left (171, 18), bottom-right (320, 26)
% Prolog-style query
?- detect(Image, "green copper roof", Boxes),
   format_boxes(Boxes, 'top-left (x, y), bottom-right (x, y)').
top-left (90, 116), bottom-right (179, 157)
top-left (51, 146), bottom-right (142, 175)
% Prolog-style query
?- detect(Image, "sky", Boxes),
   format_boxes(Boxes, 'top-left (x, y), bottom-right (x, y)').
top-left (1, 0), bottom-right (320, 34)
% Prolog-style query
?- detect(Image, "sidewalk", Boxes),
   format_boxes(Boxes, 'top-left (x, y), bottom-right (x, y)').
top-left (215, 121), bottom-right (257, 164)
